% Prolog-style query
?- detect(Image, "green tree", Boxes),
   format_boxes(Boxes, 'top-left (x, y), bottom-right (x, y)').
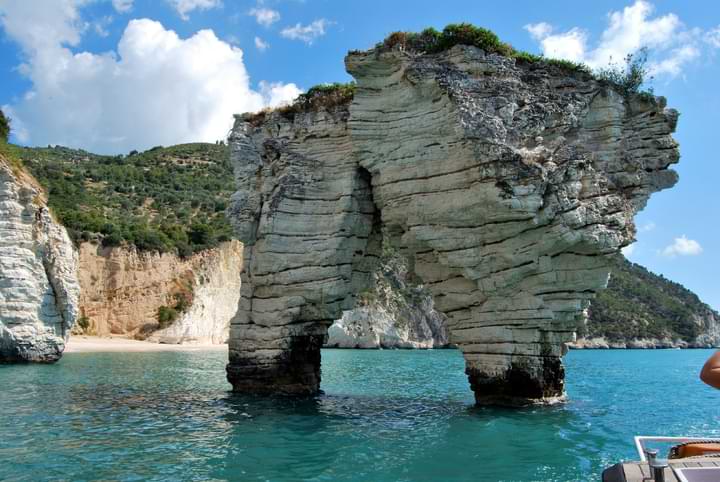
top-left (189, 223), bottom-right (212, 247)
top-left (0, 109), bottom-right (10, 142)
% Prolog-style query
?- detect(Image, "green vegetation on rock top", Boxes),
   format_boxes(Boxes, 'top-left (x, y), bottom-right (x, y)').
top-left (247, 82), bottom-right (356, 125)
top-left (10, 142), bottom-right (235, 256)
top-left (378, 24), bottom-right (590, 73)
top-left (585, 256), bottom-right (719, 342)
top-left (284, 82), bottom-right (356, 113)
top-left (378, 23), bottom-right (653, 97)
top-left (246, 23), bottom-right (653, 125)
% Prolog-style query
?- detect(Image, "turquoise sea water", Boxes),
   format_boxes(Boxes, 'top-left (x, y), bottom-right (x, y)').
top-left (1, 349), bottom-right (719, 482)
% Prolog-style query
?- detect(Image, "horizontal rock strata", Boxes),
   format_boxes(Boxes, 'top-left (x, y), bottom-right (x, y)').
top-left (0, 156), bottom-right (80, 362)
top-left (227, 44), bottom-right (679, 405)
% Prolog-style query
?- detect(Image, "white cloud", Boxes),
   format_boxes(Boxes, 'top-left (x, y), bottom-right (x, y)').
top-left (525, 1), bottom-right (701, 78)
top-left (92, 15), bottom-right (113, 38)
top-left (0, 0), bottom-right (87, 54)
top-left (0, 2), bottom-right (300, 153)
top-left (112, 0), bottom-right (133, 13)
top-left (706, 26), bottom-right (720, 48)
top-left (249, 7), bottom-right (279, 27)
top-left (638, 221), bottom-right (656, 233)
top-left (525, 22), bottom-right (552, 41)
top-left (649, 44), bottom-right (700, 77)
top-left (281, 19), bottom-right (329, 44)
top-left (524, 24), bottom-right (587, 63)
top-left (259, 81), bottom-right (301, 107)
top-left (622, 243), bottom-right (636, 257)
top-left (254, 36), bottom-right (269, 51)
top-left (661, 235), bottom-right (703, 258)
top-left (166, 0), bottom-right (222, 21)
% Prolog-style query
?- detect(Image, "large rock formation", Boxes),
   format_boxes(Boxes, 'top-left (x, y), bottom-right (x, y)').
top-left (76, 240), bottom-right (242, 344)
top-left (226, 44), bottom-right (679, 405)
top-left (0, 155), bottom-right (80, 362)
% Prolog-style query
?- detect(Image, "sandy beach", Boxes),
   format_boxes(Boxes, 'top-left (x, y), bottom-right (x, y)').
top-left (65, 336), bottom-right (228, 353)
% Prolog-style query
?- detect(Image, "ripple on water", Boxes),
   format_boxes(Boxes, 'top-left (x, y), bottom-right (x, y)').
top-left (0, 348), bottom-right (719, 481)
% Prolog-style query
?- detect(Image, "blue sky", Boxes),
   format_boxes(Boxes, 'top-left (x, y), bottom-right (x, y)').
top-left (0, 0), bottom-right (718, 309)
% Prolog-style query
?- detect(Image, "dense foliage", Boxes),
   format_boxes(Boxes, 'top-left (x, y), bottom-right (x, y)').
top-left (585, 256), bottom-right (718, 342)
top-left (10, 143), bottom-right (235, 256)
top-left (0, 109), bottom-right (9, 142)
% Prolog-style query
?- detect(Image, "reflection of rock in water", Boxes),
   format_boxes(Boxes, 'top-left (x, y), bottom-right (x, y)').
top-left (227, 41), bottom-right (679, 405)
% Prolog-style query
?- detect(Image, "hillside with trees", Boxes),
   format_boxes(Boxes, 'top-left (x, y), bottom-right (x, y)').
top-left (583, 256), bottom-right (719, 345)
top-left (9, 143), bottom-right (234, 256)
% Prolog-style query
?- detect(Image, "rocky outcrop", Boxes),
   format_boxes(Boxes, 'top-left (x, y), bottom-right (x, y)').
top-left (77, 240), bottom-right (242, 343)
top-left (0, 155), bottom-right (80, 362)
top-left (326, 248), bottom-right (449, 349)
top-left (226, 44), bottom-right (679, 405)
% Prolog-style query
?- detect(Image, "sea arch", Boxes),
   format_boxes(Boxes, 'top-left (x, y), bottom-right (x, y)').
top-left (225, 45), bottom-right (679, 406)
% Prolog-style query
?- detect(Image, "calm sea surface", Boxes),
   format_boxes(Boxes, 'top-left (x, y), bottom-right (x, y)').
top-left (1, 348), bottom-right (719, 482)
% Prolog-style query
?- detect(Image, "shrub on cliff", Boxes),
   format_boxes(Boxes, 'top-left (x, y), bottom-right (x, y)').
top-left (596, 47), bottom-right (654, 98)
top-left (77, 316), bottom-right (91, 333)
top-left (281, 82), bottom-right (356, 116)
top-left (381, 24), bottom-right (514, 57)
top-left (378, 23), bottom-right (660, 89)
top-left (246, 82), bottom-right (357, 124)
top-left (157, 306), bottom-right (179, 328)
top-left (0, 109), bottom-right (10, 143)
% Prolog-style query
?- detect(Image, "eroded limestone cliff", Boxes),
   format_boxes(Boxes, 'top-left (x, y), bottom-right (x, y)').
top-left (326, 247), bottom-right (449, 349)
top-left (0, 155), bottom-right (80, 362)
top-left (77, 240), bottom-right (242, 344)
top-left (228, 43), bottom-right (679, 405)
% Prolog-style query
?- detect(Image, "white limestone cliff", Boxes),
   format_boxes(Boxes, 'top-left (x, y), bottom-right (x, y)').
top-left (150, 241), bottom-right (242, 344)
top-left (0, 155), bottom-right (80, 362)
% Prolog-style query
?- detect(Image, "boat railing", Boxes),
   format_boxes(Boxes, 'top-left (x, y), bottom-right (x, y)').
top-left (634, 435), bottom-right (719, 461)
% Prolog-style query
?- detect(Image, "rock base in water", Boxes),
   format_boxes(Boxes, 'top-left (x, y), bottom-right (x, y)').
top-left (467, 355), bottom-right (566, 406)
top-left (227, 334), bottom-right (324, 395)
